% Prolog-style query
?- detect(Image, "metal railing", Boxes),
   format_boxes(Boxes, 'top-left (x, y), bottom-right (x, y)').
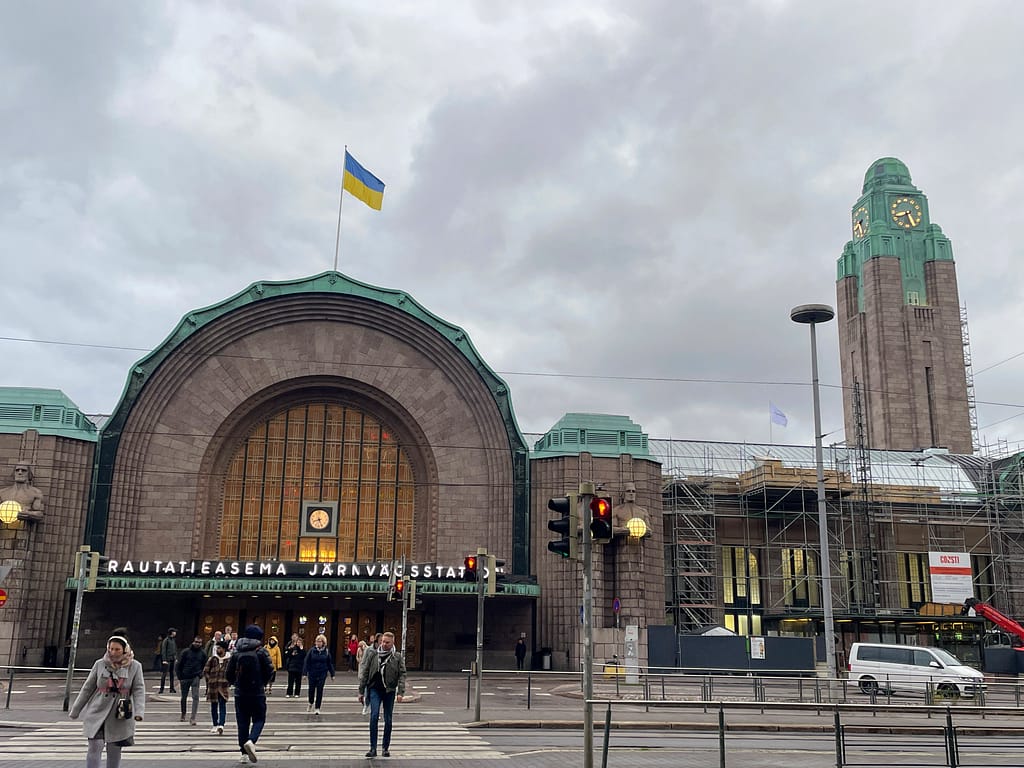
top-left (464, 665), bottom-right (1024, 712)
top-left (589, 699), bottom-right (1024, 768)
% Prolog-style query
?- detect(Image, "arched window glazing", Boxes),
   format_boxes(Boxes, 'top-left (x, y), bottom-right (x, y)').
top-left (219, 403), bottom-right (415, 562)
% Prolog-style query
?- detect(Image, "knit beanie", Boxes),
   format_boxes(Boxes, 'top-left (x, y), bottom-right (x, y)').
top-left (243, 624), bottom-right (264, 640)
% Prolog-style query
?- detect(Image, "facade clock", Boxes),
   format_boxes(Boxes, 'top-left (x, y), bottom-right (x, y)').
top-left (890, 196), bottom-right (923, 228)
top-left (852, 206), bottom-right (869, 239)
top-left (300, 501), bottom-right (338, 537)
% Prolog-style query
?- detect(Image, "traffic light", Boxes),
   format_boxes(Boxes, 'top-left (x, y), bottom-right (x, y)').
top-left (86, 552), bottom-right (110, 592)
top-left (485, 555), bottom-right (506, 597)
top-left (463, 555), bottom-right (479, 581)
top-left (590, 495), bottom-right (613, 543)
top-left (547, 494), bottom-right (578, 559)
top-left (391, 578), bottom-right (405, 602)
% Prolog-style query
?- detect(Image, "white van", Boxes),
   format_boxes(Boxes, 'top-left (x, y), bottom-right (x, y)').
top-left (847, 643), bottom-right (985, 697)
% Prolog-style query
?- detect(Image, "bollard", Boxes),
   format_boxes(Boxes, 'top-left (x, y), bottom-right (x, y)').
top-left (600, 703), bottom-right (612, 768)
top-left (834, 707), bottom-right (843, 768)
top-left (718, 706), bottom-right (726, 768)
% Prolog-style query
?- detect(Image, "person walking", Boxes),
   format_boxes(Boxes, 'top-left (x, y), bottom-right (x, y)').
top-left (158, 628), bottom-right (178, 694)
top-left (302, 633), bottom-right (335, 715)
top-left (264, 636), bottom-right (282, 695)
top-left (514, 637), bottom-right (527, 671)
top-left (347, 634), bottom-right (359, 671)
top-left (356, 640), bottom-right (369, 715)
top-left (152, 634), bottom-right (164, 672)
top-left (176, 636), bottom-right (207, 725)
top-left (357, 631), bottom-right (407, 758)
top-left (283, 635), bottom-right (305, 698)
top-left (69, 634), bottom-right (145, 768)
top-left (225, 624), bottom-right (273, 764)
top-left (203, 640), bottom-right (230, 735)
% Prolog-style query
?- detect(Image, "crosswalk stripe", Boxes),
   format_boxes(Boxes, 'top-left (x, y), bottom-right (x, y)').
top-left (0, 721), bottom-right (506, 760)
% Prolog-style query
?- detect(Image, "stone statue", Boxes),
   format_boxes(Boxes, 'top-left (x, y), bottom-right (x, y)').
top-left (616, 482), bottom-right (648, 531)
top-left (0, 462), bottom-right (44, 522)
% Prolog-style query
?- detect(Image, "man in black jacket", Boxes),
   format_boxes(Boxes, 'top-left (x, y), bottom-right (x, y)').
top-left (159, 628), bottom-right (178, 694)
top-left (226, 624), bottom-right (274, 764)
top-left (177, 636), bottom-right (207, 725)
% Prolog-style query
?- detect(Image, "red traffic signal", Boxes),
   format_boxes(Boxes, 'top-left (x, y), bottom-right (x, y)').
top-left (590, 496), bottom-right (613, 541)
top-left (395, 578), bottom-right (405, 595)
top-left (463, 555), bottom-right (479, 581)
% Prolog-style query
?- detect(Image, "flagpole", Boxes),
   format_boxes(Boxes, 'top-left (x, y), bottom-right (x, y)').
top-left (769, 402), bottom-right (773, 446)
top-left (333, 145), bottom-right (347, 272)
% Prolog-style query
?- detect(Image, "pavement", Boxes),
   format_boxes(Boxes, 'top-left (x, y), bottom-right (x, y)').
top-left (1, 669), bottom-right (1023, 766)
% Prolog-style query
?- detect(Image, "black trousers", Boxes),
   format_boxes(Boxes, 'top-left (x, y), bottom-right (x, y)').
top-left (286, 671), bottom-right (302, 696)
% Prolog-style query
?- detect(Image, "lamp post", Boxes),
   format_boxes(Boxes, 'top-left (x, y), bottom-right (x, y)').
top-left (790, 303), bottom-right (837, 681)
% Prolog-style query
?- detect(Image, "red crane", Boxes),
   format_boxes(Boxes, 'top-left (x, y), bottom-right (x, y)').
top-left (963, 597), bottom-right (1024, 650)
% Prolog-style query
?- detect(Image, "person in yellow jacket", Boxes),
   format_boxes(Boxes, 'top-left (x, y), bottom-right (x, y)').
top-left (264, 636), bottom-right (283, 695)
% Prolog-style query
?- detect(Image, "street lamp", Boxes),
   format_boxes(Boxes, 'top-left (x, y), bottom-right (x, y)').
top-left (790, 303), bottom-right (837, 681)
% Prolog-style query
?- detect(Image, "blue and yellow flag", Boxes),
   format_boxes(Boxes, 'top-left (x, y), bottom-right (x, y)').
top-left (342, 151), bottom-right (385, 210)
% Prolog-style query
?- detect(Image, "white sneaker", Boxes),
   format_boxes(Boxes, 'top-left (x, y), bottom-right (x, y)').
top-left (361, 706), bottom-right (368, 716)
top-left (210, 726), bottom-right (219, 733)
top-left (242, 739), bottom-right (257, 763)
top-left (306, 703), bottom-right (313, 713)
top-left (314, 708), bottom-right (320, 715)
top-left (217, 725), bottom-right (224, 735)
top-left (238, 757), bottom-right (249, 764)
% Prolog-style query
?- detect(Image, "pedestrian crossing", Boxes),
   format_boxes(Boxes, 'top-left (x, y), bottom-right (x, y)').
top-left (0, 720), bottom-right (507, 761)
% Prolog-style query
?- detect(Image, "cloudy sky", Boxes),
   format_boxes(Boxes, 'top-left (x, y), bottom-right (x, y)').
top-left (3, 0), bottom-right (1023, 453)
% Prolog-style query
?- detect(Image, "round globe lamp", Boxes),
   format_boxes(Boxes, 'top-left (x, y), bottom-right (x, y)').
top-left (626, 517), bottom-right (647, 539)
top-left (0, 500), bottom-right (22, 525)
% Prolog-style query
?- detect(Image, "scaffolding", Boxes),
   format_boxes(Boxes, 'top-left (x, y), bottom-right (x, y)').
top-left (656, 437), bottom-right (1024, 636)
top-left (663, 443), bottom-right (718, 633)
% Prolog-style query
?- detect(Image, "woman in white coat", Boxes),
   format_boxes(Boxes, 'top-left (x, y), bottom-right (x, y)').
top-left (70, 635), bottom-right (146, 768)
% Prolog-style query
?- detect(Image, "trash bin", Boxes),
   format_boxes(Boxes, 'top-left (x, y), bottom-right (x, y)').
top-left (43, 645), bottom-right (58, 667)
top-left (541, 648), bottom-right (552, 670)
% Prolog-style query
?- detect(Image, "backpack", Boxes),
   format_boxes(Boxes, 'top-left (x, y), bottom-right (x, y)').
top-left (236, 650), bottom-right (261, 688)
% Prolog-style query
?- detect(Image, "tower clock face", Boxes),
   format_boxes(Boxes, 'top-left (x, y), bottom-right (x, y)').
top-left (890, 196), bottom-right (923, 228)
top-left (852, 206), bottom-right (869, 239)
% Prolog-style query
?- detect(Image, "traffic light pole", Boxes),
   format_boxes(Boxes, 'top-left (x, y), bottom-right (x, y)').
top-left (473, 546), bottom-right (486, 722)
top-left (579, 482), bottom-right (595, 768)
top-left (63, 546), bottom-right (90, 711)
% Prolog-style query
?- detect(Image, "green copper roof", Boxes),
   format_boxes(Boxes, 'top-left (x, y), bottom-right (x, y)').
top-left (533, 412), bottom-right (653, 459)
top-left (862, 157), bottom-right (913, 193)
top-left (0, 387), bottom-right (98, 440)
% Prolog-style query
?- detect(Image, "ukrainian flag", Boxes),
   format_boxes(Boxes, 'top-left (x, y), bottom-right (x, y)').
top-left (342, 151), bottom-right (385, 210)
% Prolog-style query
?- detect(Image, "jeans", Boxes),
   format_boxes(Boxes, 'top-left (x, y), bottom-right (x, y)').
top-left (234, 696), bottom-right (267, 752)
top-left (180, 677), bottom-right (200, 720)
top-left (367, 686), bottom-right (396, 751)
top-left (286, 671), bottom-right (302, 697)
top-left (86, 737), bottom-right (122, 768)
top-left (308, 676), bottom-right (327, 709)
top-left (210, 698), bottom-right (227, 727)
top-left (159, 662), bottom-right (176, 692)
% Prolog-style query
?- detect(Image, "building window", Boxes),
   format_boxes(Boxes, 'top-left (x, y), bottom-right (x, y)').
top-left (841, 550), bottom-right (867, 607)
top-left (896, 552), bottom-right (932, 609)
top-left (219, 403), bottom-right (415, 562)
top-left (722, 546), bottom-right (762, 635)
top-left (781, 548), bottom-right (820, 608)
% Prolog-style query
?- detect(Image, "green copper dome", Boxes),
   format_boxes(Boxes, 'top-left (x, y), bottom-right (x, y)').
top-left (862, 157), bottom-right (913, 193)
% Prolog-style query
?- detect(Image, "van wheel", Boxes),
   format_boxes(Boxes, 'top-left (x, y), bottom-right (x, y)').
top-left (936, 683), bottom-right (960, 698)
top-left (858, 678), bottom-right (878, 694)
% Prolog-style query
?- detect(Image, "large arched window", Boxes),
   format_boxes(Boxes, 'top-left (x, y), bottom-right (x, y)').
top-left (219, 403), bottom-right (415, 562)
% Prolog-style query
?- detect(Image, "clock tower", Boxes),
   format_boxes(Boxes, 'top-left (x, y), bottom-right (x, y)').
top-left (836, 157), bottom-right (973, 454)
